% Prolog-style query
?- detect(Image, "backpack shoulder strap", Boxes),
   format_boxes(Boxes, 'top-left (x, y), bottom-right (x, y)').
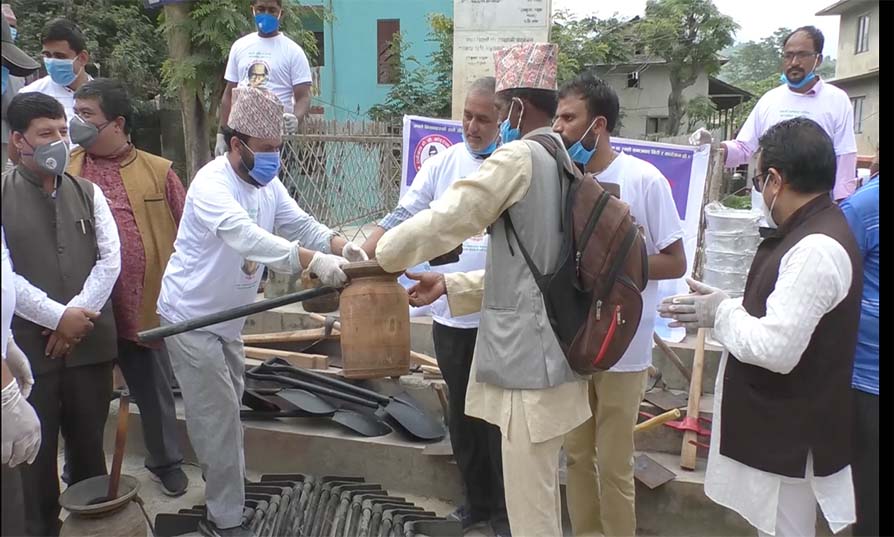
top-left (526, 133), bottom-right (580, 180)
top-left (502, 210), bottom-right (544, 284)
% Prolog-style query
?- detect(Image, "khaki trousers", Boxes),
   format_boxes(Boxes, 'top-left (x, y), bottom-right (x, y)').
top-left (564, 370), bottom-right (648, 537)
top-left (502, 390), bottom-right (566, 536)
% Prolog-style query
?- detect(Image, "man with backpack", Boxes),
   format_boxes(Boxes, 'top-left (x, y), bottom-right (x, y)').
top-left (362, 77), bottom-right (510, 536)
top-left (553, 73), bottom-right (686, 537)
top-left (374, 42), bottom-right (592, 535)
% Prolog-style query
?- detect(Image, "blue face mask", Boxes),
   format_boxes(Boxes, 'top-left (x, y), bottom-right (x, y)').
top-left (255, 13), bottom-right (280, 35)
top-left (463, 131), bottom-right (499, 158)
top-left (566, 117), bottom-right (600, 165)
top-left (1, 66), bottom-right (9, 96)
top-left (780, 71), bottom-right (817, 89)
top-left (239, 139), bottom-right (280, 186)
top-left (780, 57), bottom-right (819, 89)
top-left (499, 99), bottom-right (524, 144)
top-left (9, 27), bottom-right (17, 42)
top-left (44, 58), bottom-right (79, 87)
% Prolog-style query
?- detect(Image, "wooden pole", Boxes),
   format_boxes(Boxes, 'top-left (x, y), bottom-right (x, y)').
top-left (679, 144), bottom-right (722, 470)
top-left (680, 328), bottom-right (706, 470)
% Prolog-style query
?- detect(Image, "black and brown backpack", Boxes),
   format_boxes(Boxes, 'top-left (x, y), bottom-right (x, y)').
top-left (502, 134), bottom-right (649, 374)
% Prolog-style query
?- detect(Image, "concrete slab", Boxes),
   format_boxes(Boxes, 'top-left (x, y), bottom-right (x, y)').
top-left (103, 397), bottom-right (463, 507)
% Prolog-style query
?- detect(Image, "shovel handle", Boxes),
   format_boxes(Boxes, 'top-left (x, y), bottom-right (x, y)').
top-left (107, 393), bottom-right (130, 501)
top-left (246, 371), bottom-right (378, 409)
top-left (137, 286), bottom-right (336, 342)
top-left (259, 362), bottom-right (390, 405)
top-left (635, 408), bottom-right (682, 433)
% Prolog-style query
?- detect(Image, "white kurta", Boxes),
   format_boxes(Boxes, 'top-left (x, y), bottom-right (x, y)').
top-left (707, 233), bottom-right (857, 535)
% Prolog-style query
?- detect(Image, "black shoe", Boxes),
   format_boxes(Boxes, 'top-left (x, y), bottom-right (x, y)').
top-left (446, 506), bottom-right (489, 530)
top-left (198, 518), bottom-right (256, 537)
top-left (151, 467), bottom-right (189, 497)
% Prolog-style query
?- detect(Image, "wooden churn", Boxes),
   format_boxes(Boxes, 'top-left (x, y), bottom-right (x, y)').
top-left (339, 260), bottom-right (410, 378)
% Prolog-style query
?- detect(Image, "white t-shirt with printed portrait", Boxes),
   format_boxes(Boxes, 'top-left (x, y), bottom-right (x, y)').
top-left (224, 32), bottom-right (313, 112)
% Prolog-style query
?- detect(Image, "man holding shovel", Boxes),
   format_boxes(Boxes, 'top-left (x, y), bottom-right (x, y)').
top-left (157, 86), bottom-right (365, 537)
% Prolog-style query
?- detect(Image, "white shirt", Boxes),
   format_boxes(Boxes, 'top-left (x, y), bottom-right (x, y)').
top-left (225, 32), bottom-right (313, 112)
top-left (724, 79), bottom-right (858, 200)
top-left (1, 228), bottom-right (14, 359)
top-left (393, 144), bottom-right (489, 328)
top-left (20, 75), bottom-right (93, 126)
top-left (707, 233), bottom-right (856, 535)
top-left (11, 181), bottom-right (120, 331)
top-left (596, 152), bottom-right (684, 372)
top-left (158, 156), bottom-right (334, 341)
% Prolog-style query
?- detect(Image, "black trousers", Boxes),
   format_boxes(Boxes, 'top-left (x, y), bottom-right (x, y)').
top-left (21, 362), bottom-right (113, 537)
top-left (2, 464), bottom-right (25, 537)
top-left (432, 322), bottom-right (507, 524)
top-left (116, 339), bottom-right (183, 474)
top-left (852, 388), bottom-right (878, 537)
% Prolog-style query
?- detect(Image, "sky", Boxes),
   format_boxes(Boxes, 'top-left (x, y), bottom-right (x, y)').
top-left (551, 0), bottom-right (843, 58)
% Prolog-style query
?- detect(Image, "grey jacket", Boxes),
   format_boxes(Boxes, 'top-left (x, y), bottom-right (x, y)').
top-left (475, 128), bottom-right (582, 389)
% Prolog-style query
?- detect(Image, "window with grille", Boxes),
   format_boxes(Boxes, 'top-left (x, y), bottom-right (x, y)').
top-left (856, 15), bottom-right (870, 54)
top-left (377, 19), bottom-right (400, 84)
top-left (852, 96), bottom-right (865, 133)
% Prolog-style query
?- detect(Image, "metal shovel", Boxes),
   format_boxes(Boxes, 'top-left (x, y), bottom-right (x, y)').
top-left (246, 371), bottom-right (393, 438)
top-left (258, 361), bottom-right (445, 441)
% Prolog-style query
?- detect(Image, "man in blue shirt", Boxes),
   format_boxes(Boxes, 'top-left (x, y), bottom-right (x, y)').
top-left (839, 172), bottom-right (878, 537)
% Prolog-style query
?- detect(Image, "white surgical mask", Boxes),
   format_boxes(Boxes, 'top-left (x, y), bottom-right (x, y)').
top-left (760, 176), bottom-right (780, 229)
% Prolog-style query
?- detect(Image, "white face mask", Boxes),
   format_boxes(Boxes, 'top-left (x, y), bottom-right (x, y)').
top-left (760, 176), bottom-right (780, 228)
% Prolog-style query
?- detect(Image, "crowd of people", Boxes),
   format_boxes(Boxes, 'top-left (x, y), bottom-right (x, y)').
top-left (0, 1), bottom-right (878, 537)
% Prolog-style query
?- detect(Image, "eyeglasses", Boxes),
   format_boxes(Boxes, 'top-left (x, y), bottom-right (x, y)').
top-left (782, 51), bottom-right (819, 63)
top-left (751, 172), bottom-right (769, 193)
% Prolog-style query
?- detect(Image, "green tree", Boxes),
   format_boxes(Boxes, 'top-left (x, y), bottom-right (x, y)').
top-left (637, 0), bottom-right (738, 136)
top-left (368, 14), bottom-right (453, 122)
top-left (11, 0), bottom-right (166, 101)
top-left (551, 10), bottom-right (633, 85)
top-left (158, 0), bottom-right (320, 177)
top-left (684, 95), bottom-right (717, 132)
top-left (719, 27), bottom-right (791, 84)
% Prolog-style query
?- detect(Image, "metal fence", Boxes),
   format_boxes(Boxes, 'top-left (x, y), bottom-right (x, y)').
top-left (279, 119), bottom-right (402, 241)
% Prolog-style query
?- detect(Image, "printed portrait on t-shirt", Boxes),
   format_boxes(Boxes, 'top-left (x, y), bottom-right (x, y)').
top-left (248, 60), bottom-right (271, 88)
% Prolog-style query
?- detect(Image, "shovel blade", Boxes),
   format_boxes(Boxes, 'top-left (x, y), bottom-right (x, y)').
top-left (332, 409), bottom-right (393, 437)
top-left (276, 389), bottom-right (337, 416)
top-left (384, 399), bottom-right (445, 441)
top-left (634, 454), bottom-right (676, 489)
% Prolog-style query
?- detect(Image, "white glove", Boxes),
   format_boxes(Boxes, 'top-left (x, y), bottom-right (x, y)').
top-left (6, 339), bottom-right (34, 399)
top-left (341, 242), bottom-right (368, 262)
top-left (2, 381), bottom-right (42, 467)
top-left (307, 252), bottom-right (349, 288)
top-left (283, 113), bottom-right (299, 135)
top-left (689, 127), bottom-right (713, 146)
top-left (214, 133), bottom-right (228, 157)
top-left (657, 277), bottom-right (729, 329)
